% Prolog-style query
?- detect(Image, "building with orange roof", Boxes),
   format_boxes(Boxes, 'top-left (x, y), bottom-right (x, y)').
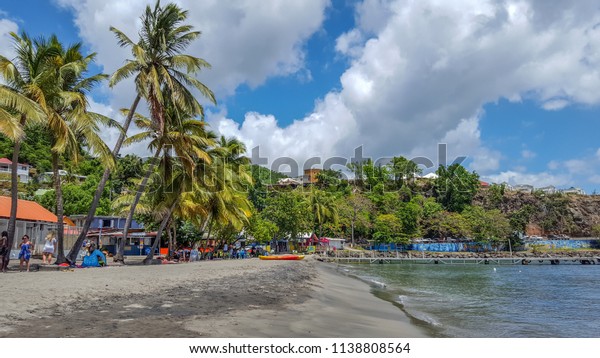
top-left (0, 196), bottom-right (78, 256)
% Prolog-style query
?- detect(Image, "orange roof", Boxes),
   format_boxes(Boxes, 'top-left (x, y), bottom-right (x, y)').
top-left (0, 196), bottom-right (74, 226)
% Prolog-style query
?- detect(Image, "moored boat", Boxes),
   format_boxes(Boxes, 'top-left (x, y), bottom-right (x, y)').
top-left (259, 254), bottom-right (305, 261)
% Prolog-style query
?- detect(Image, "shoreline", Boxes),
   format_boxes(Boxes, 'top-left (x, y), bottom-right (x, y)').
top-left (0, 257), bottom-right (427, 338)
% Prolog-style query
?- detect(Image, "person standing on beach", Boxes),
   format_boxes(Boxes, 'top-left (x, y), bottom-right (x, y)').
top-left (18, 235), bottom-right (32, 272)
top-left (0, 231), bottom-right (8, 272)
top-left (42, 232), bottom-right (57, 264)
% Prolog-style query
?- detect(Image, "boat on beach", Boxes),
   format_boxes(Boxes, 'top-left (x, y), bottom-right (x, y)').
top-left (259, 254), bottom-right (305, 261)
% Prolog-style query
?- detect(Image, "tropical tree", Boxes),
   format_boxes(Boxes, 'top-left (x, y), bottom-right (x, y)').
top-left (0, 32), bottom-right (58, 268)
top-left (434, 163), bottom-right (480, 212)
top-left (43, 37), bottom-right (114, 263)
top-left (391, 156), bottom-right (422, 188)
top-left (373, 214), bottom-right (406, 244)
top-left (307, 188), bottom-right (338, 237)
top-left (115, 102), bottom-right (213, 262)
top-left (67, 0), bottom-right (215, 263)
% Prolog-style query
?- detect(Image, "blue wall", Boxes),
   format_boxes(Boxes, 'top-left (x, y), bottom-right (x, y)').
top-left (370, 240), bottom-right (600, 252)
top-left (89, 217), bottom-right (142, 229)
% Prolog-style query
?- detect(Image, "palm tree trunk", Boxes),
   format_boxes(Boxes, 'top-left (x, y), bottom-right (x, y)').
top-left (4, 115), bottom-right (26, 270)
top-left (143, 199), bottom-right (178, 264)
top-left (193, 214), bottom-right (212, 250)
top-left (52, 153), bottom-right (67, 264)
top-left (66, 95), bottom-right (141, 264)
top-left (115, 146), bottom-right (162, 263)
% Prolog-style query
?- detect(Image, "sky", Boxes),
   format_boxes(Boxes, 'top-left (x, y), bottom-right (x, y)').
top-left (2, 0), bottom-right (600, 192)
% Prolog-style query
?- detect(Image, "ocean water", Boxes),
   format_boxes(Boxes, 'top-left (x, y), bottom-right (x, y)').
top-left (340, 263), bottom-right (600, 337)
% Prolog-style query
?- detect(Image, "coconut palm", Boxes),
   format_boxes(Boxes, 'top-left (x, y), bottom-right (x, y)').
top-left (43, 37), bottom-right (115, 263)
top-left (115, 102), bottom-right (214, 262)
top-left (308, 188), bottom-right (339, 238)
top-left (68, 0), bottom-right (216, 263)
top-left (0, 32), bottom-right (57, 268)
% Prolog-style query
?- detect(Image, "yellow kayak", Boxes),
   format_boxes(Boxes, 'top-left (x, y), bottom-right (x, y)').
top-left (259, 254), bottom-right (305, 261)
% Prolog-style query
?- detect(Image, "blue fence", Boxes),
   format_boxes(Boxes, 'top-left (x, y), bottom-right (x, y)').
top-left (369, 239), bottom-right (600, 252)
top-left (525, 240), bottom-right (600, 250)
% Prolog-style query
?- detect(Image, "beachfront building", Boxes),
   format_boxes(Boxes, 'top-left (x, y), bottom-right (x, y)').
top-left (0, 196), bottom-right (78, 257)
top-left (69, 215), bottom-right (152, 255)
top-left (0, 158), bottom-right (31, 183)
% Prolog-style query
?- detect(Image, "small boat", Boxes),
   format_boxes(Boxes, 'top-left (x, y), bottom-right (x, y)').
top-left (259, 254), bottom-right (305, 261)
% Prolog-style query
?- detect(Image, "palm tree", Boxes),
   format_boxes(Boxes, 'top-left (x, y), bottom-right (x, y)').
top-left (67, 0), bottom-right (216, 263)
top-left (308, 188), bottom-right (339, 238)
top-left (115, 102), bottom-right (213, 262)
top-left (43, 37), bottom-right (115, 263)
top-left (195, 145), bottom-right (253, 254)
top-left (0, 32), bottom-right (55, 269)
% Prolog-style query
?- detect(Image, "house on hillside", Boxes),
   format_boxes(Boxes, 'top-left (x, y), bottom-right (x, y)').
top-left (39, 170), bottom-right (87, 183)
top-left (539, 185), bottom-right (557, 194)
top-left (303, 168), bottom-right (322, 184)
top-left (0, 158), bottom-right (31, 183)
top-left (0, 196), bottom-right (77, 257)
top-left (513, 184), bottom-right (534, 193)
top-left (560, 187), bottom-right (585, 195)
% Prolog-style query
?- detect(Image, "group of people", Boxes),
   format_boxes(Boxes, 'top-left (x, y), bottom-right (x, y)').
top-left (0, 231), bottom-right (107, 272)
top-left (170, 245), bottom-right (264, 262)
top-left (0, 231), bottom-right (57, 272)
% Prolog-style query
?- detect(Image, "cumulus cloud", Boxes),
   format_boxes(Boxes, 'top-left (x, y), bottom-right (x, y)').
top-left (213, 0), bottom-right (600, 174)
top-left (49, 0), bottom-right (600, 179)
top-left (55, 0), bottom-right (329, 97)
top-left (485, 170), bottom-right (571, 188)
top-left (0, 18), bottom-right (18, 59)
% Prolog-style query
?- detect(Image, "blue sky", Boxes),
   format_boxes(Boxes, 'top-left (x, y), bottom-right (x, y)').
top-left (2, 1), bottom-right (600, 193)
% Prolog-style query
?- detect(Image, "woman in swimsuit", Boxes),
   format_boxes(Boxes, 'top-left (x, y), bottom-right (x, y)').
top-left (18, 235), bottom-right (32, 272)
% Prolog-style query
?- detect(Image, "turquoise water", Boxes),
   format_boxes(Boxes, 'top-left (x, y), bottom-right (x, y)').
top-left (340, 263), bottom-right (600, 337)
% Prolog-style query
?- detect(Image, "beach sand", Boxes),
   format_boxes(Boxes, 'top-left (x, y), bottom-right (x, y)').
top-left (0, 257), bottom-right (427, 338)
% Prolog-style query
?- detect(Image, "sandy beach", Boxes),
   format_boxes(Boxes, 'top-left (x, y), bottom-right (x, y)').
top-left (0, 257), bottom-right (427, 338)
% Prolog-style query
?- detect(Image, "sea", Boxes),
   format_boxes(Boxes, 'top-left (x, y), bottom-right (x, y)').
top-left (339, 263), bottom-right (600, 337)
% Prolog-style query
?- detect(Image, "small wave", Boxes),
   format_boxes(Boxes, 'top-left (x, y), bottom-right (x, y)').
top-left (368, 279), bottom-right (387, 288)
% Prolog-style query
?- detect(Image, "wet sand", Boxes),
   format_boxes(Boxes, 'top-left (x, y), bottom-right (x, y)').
top-left (0, 257), bottom-right (426, 338)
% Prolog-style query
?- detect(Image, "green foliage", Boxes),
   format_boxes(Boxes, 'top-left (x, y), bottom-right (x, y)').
top-left (36, 174), bottom-right (112, 216)
top-left (390, 156), bottom-right (422, 188)
top-left (397, 199), bottom-right (423, 239)
top-left (246, 213), bottom-right (278, 244)
top-left (434, 163), bottom-right (480, 212)
top-left (463, 206), bottom-right (511, 242)
top-left (592, 224), bottom-right (600, 237)
top-left (251, 164), bottom-right (287, 185)
top-left (373, 214), bottom-right (407, 244)
top-left (509, 204), bottom-right (535, 233)
top-left (262, 190), bottom-right (312, 240)
top-left (316, 169), bottom-right (343, 188)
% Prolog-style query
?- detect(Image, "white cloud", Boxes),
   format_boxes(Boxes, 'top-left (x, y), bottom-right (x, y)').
top-left (521, 149), bottom-right (537, 159)
top-left (542, 98), bottom-right (570, 110)
top-left (55, 0), bottom-right (330, 97)
top-left (213, 0), bottom-right (600, 173)
top-left (485, 170), bottom-right (571, 187)
top-left (0, 18), bottom-right (18, 59)
top-left (47, 0), bottom-right (600, 179)
top-left (208, 92), bottom-right (356, 169)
